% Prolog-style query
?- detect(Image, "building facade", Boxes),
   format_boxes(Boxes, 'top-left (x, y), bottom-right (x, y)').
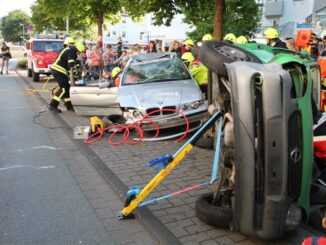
top-left (260, 0), bottom-right (326, 38)
top-left (103, 13), bottom-right (192, 48)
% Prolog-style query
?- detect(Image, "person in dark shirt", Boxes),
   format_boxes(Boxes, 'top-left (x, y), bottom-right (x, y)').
top-left (263, 27), bottom-right (287, 49)
top-left (1, 42), bottom-right (11, 75)
top-left (116, 42), bottom-right (123, 58)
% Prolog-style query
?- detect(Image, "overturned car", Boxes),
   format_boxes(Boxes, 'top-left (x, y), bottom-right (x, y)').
top-left (70, 53), bottom-right (208, 133)
top-left (195, 41), bottom-right (322, 240)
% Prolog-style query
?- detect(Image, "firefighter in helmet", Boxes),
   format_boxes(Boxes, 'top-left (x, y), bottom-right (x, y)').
top-left (48, 42), bottom-right (85, 113)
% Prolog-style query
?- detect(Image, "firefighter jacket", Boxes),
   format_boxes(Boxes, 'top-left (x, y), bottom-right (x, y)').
top-left (189, 59), bottom-right (208, 86)
top-left (51, 46), bottom-right (78, 76)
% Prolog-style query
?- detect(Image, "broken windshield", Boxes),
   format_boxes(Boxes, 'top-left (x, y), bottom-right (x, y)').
top-left (122, 57), bottom-right (191, 85)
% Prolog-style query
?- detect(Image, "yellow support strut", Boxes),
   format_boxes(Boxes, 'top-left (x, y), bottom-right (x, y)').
top-left (121, 143), bottom-right (193, 216)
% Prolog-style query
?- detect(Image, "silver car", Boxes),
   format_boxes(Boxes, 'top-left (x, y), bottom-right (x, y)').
top-left (70, 52), bottom-right (208, 133)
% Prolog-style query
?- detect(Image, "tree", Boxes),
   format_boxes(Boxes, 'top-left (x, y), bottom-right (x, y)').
top-left (32, 0), bottom-right (121, 38)
top-left (0, 10), bottom-right (30, 43)
top-left (122, 0), bottom-right (262, 41)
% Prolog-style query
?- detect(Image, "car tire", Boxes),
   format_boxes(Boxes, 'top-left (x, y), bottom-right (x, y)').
top-left (28, 68), bottom-right (32, 77)
top-left (195, 193), bottom-right (233, 228)
top-left (199, 41), bottom-right (262, 77)
top-left (32, 68), bottom-right (39, 82)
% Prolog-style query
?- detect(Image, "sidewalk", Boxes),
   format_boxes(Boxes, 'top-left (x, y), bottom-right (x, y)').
top-left (17, 69), bottom-right (323, 245)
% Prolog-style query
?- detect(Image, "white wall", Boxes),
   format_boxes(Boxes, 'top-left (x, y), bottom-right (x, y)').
top-left (103, 14), bottom-right (192, 45)
top-left (261, 0), bottom-right (314, 27)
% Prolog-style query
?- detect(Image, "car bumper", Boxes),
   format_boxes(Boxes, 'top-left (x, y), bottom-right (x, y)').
top-left (136, 109), bottom-right (209, 131)
top-left (33, 67), bottom-right (51, 74)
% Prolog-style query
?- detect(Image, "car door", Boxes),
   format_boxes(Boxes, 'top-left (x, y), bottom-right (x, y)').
top-left (70, 85), bottom-right (122, 116)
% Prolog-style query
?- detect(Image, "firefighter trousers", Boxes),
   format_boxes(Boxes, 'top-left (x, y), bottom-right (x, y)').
top-left (49, 69), bottom-right (73, 108)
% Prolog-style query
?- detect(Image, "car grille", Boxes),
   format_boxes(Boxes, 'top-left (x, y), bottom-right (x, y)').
top-left (287, 111), bottom-right (302, 199)
top-left (146, 106), bottom-right (176, 116)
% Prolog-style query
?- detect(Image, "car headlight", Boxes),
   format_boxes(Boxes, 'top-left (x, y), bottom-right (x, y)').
top-left (190, 99), bottom-right (204, 109)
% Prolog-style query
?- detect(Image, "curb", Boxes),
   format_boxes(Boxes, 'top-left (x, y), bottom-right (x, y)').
top-left (17, 70), bottom-right (181, 245)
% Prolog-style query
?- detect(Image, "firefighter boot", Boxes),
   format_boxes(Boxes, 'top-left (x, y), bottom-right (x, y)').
top-left (48, 99), bottom-right (62, 113)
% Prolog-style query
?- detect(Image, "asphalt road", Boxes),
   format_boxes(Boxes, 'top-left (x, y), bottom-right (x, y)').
top-left (0, 64), bottom-right (113, 244)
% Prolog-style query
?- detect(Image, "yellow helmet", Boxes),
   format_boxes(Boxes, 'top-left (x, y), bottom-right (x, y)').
top-left (223, 33), bottom-right (237, 43)
top-left (202, 34), bottom-right (213, 41)
top-left (75, 43), bottom-right (85, 52)
top-left (236, 36), bottom-right (248, 44)
top-left (181, 52), bottom-right (195, 63)
top-left (263, 27), bottom-right (279, 39)
top-left (111, 67), bottom-right (122, 79)
top-left (184, 39), bottom-right (195, 47)
top-left (64, 37), bottom-right (75, 45)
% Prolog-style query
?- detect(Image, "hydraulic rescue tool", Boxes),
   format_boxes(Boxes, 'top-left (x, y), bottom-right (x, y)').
top-left (118, 110), bottom-right (224, 220)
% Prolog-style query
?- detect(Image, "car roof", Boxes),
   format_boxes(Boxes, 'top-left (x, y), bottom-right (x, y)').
top-left (130, 52), bottom-right (178, 63)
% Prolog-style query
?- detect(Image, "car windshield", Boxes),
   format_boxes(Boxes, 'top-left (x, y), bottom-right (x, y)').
top-left (122, 57), bottom-right (191, 85)
top-left (33, 41), bottom-right (63, 52)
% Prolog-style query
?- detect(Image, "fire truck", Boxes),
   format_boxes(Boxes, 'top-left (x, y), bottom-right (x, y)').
top-left (26, 34), bottom-right (64, 82)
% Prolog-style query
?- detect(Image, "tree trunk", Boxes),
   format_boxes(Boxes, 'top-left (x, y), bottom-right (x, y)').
top-left (96, 12), bottom-right (103, 37)
top-left (213, 0), bottom-right (224, 41)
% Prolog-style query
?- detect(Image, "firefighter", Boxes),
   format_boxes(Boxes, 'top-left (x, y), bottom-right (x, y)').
top-left (183, 39), bottom-right (195, 53)
top-left (111, 66), bottom-right (122, 87)
top-left (236, 36), bottom-right (248, 44)
top-left (48, 43), bottom-right (85, 113)
top-left (223, 33), bottom-right (237, 44)
top-left (181, 52), bottom-right (208, 95)
top-left (202, 34), bottom-right (213, 41)
top-left (63, 37), bottom-right (75, 48)
top-left (263, 27), bottom-right (287, 49)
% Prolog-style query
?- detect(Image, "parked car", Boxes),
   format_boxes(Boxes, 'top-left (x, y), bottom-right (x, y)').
top-left (8, 45), bottom-right (27, 57)
top-left (195, 41), bottom-right (321, 240)
top-left (70, 52), bottom-right (208, 132)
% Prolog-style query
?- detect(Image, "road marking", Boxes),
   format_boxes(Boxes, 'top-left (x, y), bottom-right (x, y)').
top-left (0, 165), bottom-right (56, 172)
top-left (16, 146), bottom-right (61, 152)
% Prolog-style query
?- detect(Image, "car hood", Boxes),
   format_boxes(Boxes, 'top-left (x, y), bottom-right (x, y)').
top-left (118, 79), bottom-right (203, 108)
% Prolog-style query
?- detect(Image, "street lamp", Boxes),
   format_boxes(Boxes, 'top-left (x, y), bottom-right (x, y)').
top-left (20, 23), bottom-right (25, 43)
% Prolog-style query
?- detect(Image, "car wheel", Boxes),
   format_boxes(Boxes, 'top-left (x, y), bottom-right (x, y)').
top-left (199, 41), bottom-right (262, 77)
top-left (28, 68), bottom-right (32, 77)
top-left (32, 68), bottom-right (39, 82)
top-left (195, 193), bottom-right (233, 228)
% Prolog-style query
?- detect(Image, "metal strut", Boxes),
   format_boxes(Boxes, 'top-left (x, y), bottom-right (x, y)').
top-left (118, 111), bottom-right (224, 220)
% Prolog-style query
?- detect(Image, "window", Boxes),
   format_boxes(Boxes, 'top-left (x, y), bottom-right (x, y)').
top-left (112, 31), bottom-right (117, 36)
top-left (122, 31), bottom-right (126, 37)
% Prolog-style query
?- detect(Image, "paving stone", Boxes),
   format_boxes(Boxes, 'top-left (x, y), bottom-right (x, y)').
top-left (95, 207), bottom-right (116, 219)
top-left (89, 198), bottom-right (108, 209)
top-left (109, 229), bottom-right (134, 244)
top-left (215, 235), bottom-right (235, 245)
top-left (83, 190), bottom-right (101, 200)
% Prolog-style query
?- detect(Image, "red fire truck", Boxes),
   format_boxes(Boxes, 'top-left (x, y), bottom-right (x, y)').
top-left (26, 34), bottom-right (64, 82)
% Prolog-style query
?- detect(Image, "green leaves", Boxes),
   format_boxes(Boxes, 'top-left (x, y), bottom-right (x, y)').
top-left (0, 10), bottom-right (30, 43)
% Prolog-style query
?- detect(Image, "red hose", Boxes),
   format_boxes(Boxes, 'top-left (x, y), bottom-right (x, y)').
top-left (83, 108), bottom-right (189, 145)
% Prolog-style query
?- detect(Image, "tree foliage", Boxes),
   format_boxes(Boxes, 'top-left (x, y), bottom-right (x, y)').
top-left (31, 0), bottom-right (122, 37)
top-left (0, 10), bottom-right (30, 43)
top-left (122, 0), bottom-right (262, 41)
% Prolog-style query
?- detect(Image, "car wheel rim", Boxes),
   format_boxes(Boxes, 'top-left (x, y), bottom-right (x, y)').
top-left (215, 45), bottom-right (250, 61)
